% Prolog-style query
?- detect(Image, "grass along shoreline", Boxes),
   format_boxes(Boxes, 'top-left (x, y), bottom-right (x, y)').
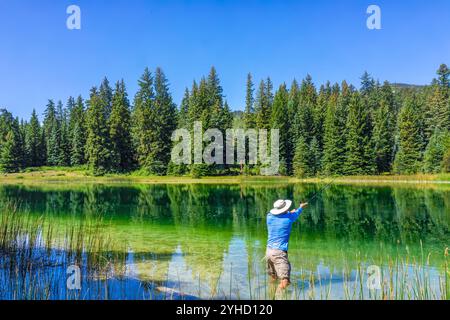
top-left (0, 167), bottom-right (449, 186)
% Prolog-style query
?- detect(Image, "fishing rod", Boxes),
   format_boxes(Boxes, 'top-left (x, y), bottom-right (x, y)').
top-left (304, 175), bottom-right (341, 203)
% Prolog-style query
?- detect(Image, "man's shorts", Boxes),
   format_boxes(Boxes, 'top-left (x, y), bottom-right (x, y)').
top-left (266, 248), bottom-right (291, 281)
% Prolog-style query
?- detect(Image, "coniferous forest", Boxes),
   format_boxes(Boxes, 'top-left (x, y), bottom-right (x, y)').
top-left (0, 65), bottom-right (449, 177)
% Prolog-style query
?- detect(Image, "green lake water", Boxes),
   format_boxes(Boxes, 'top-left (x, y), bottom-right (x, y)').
top-left (0, 183), bottom-right (448, 300)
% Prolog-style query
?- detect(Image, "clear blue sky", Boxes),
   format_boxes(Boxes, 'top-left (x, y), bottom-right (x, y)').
top-left (1, 0), bottom-right (449, 120)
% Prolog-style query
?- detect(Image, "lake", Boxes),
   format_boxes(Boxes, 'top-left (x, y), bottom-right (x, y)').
top-left (0, 183), bottom-right (448, 300)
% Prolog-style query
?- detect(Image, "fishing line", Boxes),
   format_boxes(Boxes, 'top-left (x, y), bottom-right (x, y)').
top-left (305, 175), bottom-right (341, 203)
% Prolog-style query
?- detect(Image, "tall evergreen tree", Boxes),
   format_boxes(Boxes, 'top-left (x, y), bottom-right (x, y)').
top-left (422, 129), bottom-right (449, 173)
top-left (150, 67), bottom-right (178, 174)
top-left (69, 96), bottom-right (86, 166)
top-left (133, 68), bottom-right (155, 170)
top-left (243, 73), bottom-right (255, 129)
top-left (270, 84), bottom-right (289, 174)
top-left (178, 88), bottom-right (190, 129)
top-left (373, 82), bottom-right (395, 173)
top-left (255, 79), bottom-right (272, 130)
top-left (43, 100), bottom-right (60, 166)
top-left (293, 75), bottom-right (316, 145)
top-left (0, 129), bottom-right (22, 173)
top-left (86, 87), bottom-right (113, 175)
top-left (292, 136), bottom-right (309, 178)
top-left (58, 100), bottom-right (71, 166)
top-left (286, 80), bottom-right (300, 175)
top-left (109, 80), bottom-right (134, 172)
top-left (25, 109), bottom-right (44, 167)
top-left (344, 92), bottom-right (375, 175)
top-left (393, 96), bottom-right (424, 174)
top-left (322, 83), bottom-right (347, 175)
top-left (99, 77), bottom-right (113, 119)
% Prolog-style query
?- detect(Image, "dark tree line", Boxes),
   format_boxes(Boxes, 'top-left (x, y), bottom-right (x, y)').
top-left (0, 65), bottom-right (449, 176)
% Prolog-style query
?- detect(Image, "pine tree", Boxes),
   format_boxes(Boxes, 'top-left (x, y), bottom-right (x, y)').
top-left (360, 71), bottom-right (376, 96)
top-left (293, 75), bottom-right (316, 146)
top-left (99, 77), bottom-right (113, 119)
top-left (344, 92), bottom-right (375, 175)
top-left (25, 109), bottom-right (44, 167)
top-left (43, 100), bottom-right (60, 166)
top-left (292, 136), bottom-right (309, 178)
top-left (393, 96), bottom-right (424, 174)
top-left (0, 114), bottom-right (24, 173)
top-left (133, 68), bottom-right (155, 171)
top-left (69, 96), bottom-right (86, 166)
top-left (322, 83), bottom-right (347, 175)
top-left (255, 79), bottom-right (272, 130)
top-left (422, 129), bottom-right (449, 173)
top-left (58, 100), bottom-right (70, 166)
top-left (309, 136), bottom-right (321, 175)
top-left (243, 73), bottom-right (255, 129)
top-left (0, 130), bottom-right (21, 172)
top-left (86, 87), bottom-right (113, 175)
top-left (437, 64), bottom-right (450, 90)
top-left (286, 80), bottom-right (300, 175)
top-left (373, 82), bottom-right (395, 173)
top-left (178, 88), bottom-right (190, 129)
top-left (314, 82), bottom-right (331, 151)
top-left (150, 67), bottom-right (178, 174)
top-left (270, 83), bottom-right (289, 173)
top-left (109, 80), bottom-right (134, 172)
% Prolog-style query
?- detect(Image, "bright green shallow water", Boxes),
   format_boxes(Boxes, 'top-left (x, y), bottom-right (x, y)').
top-left (0, 183), bottom-right (449, 299)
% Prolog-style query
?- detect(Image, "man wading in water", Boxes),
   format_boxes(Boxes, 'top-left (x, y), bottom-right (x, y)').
top-left (266, 199), bottom-right (308, 298)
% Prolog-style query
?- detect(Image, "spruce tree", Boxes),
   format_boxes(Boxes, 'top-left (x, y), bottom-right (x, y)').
top-left (270, 83), bottom-right (289, 174)
top-left (393, 96), bottom-right (424, 174)
top-left (243, 73), bottom-right (255, 129)
top-left (423, 129), bottom-right (449, 173)
top-left (293, 75), bottom-right (316, 146)
top-left (99, 77), bottom-right (113, 119)
top-left (255, 79), bottom-right (272, 130)
top-left (69, 96), bottom-right (86, 166)
top-left (133, 68), bottom-right (155, 171)
top-left (57, 100), bottom-right (70, 166)
top-left (86, 87), bottom-right (113, 175)
top-left (25, 109), bottom-right (44, 167)
top-left (292, 136), bottom-right (309, 178)
top-left (322, 83), bottom-right (347, 175)
top-left (150, 67), bottom-right (178, 174)
top-left (373, 82), bottom-right (395, 173)
top-left (0, 130), bottom-right (21, 172)
top-left (109, 80), bottom-right (134, 172)
top-left (344, 92), bottom-right (375, 175)
top-left (0, 114), bottom-right (23, 173)
top-left (43, 100), bottom-right (60, 166)
top-left (178, 88), bottom-right (190, 129)
top-left (286, 80), bottom-right (300, 175)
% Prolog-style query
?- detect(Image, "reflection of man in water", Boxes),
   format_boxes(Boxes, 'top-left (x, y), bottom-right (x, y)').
top-left (266, 199), bottom-right (308, 295)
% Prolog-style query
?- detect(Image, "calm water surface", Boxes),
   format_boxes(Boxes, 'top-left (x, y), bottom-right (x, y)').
top-left (0, 183), bottom-right (448, 299)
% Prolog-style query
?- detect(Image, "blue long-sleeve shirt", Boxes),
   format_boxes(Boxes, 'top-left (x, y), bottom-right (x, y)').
top-left (266, 208), bottom-right (302, 252)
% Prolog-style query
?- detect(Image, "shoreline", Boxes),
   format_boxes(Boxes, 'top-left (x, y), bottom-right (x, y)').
top-left (0, 169), bottom-right (449, 187)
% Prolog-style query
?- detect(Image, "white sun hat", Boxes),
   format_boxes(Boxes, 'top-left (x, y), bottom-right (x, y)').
top-left (270, 199), bottom-right (292, 215)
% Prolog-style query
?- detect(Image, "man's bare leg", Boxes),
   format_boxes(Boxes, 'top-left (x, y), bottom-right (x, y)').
top-left (279, 279), bottom-right (290, 289)
top-left (275, 279), bottom-right (290, 299)
top-left (268, 275), bottom-right (278, 299)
